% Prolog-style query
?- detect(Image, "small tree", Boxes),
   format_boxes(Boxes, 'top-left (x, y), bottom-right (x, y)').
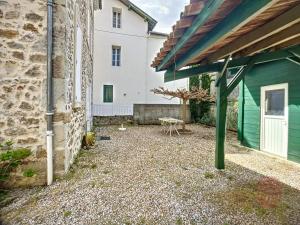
top-left (151, 87), bottom-right (215, 131)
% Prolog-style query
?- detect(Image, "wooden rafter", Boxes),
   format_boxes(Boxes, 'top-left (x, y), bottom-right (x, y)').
top-left (156, 0), bottom-right (226, 71)
top-left (207, 4), bottom-right (300, 62)
top-left (173, 0), bottom-right (281, 70)
top-left (238, 23), bottom-right (300, 56)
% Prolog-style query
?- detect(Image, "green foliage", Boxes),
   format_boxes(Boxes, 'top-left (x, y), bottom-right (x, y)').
top-left (0, 148), bottom-right (31, 161)
top-left (23, 169), bottom-right (36, 177)
top-left (63, 211), bottom-right (72, 217)
top-left (176, 217), bottom-right (183, 225)
top-left (189, 74), bottom-right (214, 122)
top-left (0, 189), bottom-right (9, 202)
top-left (199, 112), bottom-right (216, 126)
top-left (189, 76), bottom-right (201, 122)
top-left (204, 172), bottom-right (215, 179)
top-left (0, 141), bottom-right (31, 182)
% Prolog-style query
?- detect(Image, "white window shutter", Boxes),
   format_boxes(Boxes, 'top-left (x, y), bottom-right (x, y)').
top-left (75, 25), bottom-right (83, 103)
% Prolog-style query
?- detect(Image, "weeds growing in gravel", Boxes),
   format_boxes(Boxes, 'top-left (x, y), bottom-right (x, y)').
top-left (63, 211), bottom-right (71, 217)
top-left (204, 172), bottom-right (215, 179)
top-left (211, 181), bottom-right (293, 223)
top-left (176, 217), bottom-right (183, 225)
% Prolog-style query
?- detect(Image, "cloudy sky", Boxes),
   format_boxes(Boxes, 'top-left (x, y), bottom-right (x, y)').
top-left (130, 0), bottom-right (190, 33)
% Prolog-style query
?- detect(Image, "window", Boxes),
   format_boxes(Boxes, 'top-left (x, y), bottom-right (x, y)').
top-left (112, 8), bottom-right (121, 28)
top-left (103, 85), bottom-right (113, 103)
top-left (112, 46), bottom-right (121, 66)
top-left (265, 89), bottom-right (285, 116)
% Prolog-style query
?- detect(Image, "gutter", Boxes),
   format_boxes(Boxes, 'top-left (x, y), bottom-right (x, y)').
top-left (46, 0), bottom-right (54, 185)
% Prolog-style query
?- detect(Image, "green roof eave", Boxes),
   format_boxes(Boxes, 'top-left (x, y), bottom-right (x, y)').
top-left (164, 45), bottom-right (300, 82)
top-left (156, 0), bottom-right (225, 71)
top-left (157, 0), bottom-right (275, 71)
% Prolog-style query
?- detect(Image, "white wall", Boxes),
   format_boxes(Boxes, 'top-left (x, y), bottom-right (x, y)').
top-left (93, 0), bottom-right (188, 110)
top-left (145, 34), bottom-right (188, 104)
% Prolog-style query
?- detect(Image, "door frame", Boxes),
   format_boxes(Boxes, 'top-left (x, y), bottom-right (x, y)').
top-left (260, 83), bottom-right (289, 158)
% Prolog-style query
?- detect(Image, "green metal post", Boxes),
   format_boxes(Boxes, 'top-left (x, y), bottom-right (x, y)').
top-left (215, 73), bottom-right (228, 169)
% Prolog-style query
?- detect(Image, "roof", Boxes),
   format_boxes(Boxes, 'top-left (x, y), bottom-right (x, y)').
top-left (149, 31), bottom-right (169, 37)
top-left (119, 0), bottom-right (157, 31)
top-left (152, 0), bottom-right (300, 71)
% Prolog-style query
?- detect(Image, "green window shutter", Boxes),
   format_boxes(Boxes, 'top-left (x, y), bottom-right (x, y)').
top-left (103, 85), bottom-right (113, 103)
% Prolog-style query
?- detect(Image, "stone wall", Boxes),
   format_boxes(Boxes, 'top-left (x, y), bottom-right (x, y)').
top-left (62, 0), bottom-right (94, 172)
top-left (133, 104), bottom-right (191, 125)
top-left (0, 0), bottom-right (48, 186)
top-left (93, 116), bottom-right (134, 126)
top-left (0, 0), bottom-right (95, 185)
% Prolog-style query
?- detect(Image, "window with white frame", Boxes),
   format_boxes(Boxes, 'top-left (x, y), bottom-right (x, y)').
top-left (112, 8), bottom-right (121, 28)
top-left (75, 25), bottom-right (83, 103)
top-left (87, 0), bottom-right (93, 54)
top-left (112, 46), bottom-right (121, 66)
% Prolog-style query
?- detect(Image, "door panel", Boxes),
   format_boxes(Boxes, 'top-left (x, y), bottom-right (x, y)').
top-left (264, 117), bottom-right (285, 156)
top-left (260, 83), bottom-right (288, 158)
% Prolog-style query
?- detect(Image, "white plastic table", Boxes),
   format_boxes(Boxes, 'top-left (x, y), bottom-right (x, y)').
top-left (159, 117), bottom-right (184, 136)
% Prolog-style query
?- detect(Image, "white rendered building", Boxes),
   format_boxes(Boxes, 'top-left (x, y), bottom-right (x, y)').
top-left (93, 0), bottom-right (188, 116)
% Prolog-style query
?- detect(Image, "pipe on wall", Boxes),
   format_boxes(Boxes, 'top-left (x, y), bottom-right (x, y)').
top-left (46, 0), bottom-right (54, 185)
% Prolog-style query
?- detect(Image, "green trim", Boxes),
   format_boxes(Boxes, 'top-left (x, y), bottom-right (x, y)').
top-left (215, 56), bottom-right (231, 169)
top-left (103, 85), bottom-right (113, 103)
top-left (167, 0), bottom-right (272, 70)
top-left (215, 74), bottom-right (228, 169)
top-left (224, 59), bottom-right (256, 97)
top-left (164, 64), bottom-right (220, 82)
top-left (164, 45), bottom-right (300, 82)
top-left (157, 0), bottom-right (225, 71)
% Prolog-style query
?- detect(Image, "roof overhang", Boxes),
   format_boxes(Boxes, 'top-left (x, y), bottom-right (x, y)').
top-left (152, 0), bottom-right (300, 73)
top-left (119, 0), bottom-right (157, 31)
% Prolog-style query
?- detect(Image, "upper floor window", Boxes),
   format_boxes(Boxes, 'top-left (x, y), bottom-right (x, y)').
top-left (112, 46), bottom-right (121, 66)
top-left (113, 8), bottom-right (121, 28)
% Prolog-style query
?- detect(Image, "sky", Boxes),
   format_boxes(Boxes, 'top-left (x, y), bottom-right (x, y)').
top-left (130, 0), bottom-right (190, 34)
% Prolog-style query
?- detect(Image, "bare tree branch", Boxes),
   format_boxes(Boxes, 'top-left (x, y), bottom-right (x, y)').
top-left (151, 86), bottom-right (215, 103)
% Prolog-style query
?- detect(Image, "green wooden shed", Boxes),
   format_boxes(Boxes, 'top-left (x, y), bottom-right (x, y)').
top-left (238, 59), bottom-right (300, 163)
top-left (151, 0), bottom-right (300, 168)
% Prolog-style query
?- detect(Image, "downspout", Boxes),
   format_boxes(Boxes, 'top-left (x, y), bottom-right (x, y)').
top-left (46, 0), bottom-right (54, 185)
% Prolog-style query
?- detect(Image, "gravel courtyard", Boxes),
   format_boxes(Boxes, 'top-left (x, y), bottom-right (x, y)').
top-left (1, 125), bottom-right (300, 225)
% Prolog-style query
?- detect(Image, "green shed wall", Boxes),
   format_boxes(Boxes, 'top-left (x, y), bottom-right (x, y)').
top-left (238, 59), bottom-right (300, 163)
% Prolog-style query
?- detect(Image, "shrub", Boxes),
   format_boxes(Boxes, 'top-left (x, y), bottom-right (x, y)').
top-left (199, 112), bottom-right (216, 126)
top-left (0, 141), bottom-right (31, 182)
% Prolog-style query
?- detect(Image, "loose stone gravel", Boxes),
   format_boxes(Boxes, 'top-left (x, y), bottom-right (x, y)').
top-left (1, 125), bottom-right (300, 225)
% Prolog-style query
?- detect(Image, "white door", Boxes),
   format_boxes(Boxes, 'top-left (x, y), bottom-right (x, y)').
top-left (260, 83), bottom-right (288, 157)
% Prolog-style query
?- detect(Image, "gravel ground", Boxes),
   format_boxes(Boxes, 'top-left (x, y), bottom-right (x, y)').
top-left (1, 125), bottom-right (300, 225)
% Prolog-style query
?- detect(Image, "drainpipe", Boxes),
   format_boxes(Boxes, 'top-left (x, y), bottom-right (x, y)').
top-left (46, 0), bottom-right (54, 185)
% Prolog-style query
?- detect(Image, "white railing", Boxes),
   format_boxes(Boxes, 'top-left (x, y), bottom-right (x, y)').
top-left (93, 104), bottom-right (133, 116)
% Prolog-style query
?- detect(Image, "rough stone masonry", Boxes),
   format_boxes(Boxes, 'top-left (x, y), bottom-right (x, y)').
top-left (0, 0), bottom-right (95, 187)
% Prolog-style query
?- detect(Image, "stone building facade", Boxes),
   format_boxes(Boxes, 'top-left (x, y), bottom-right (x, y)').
top-left (0, 0), bottom-right (99, 186)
